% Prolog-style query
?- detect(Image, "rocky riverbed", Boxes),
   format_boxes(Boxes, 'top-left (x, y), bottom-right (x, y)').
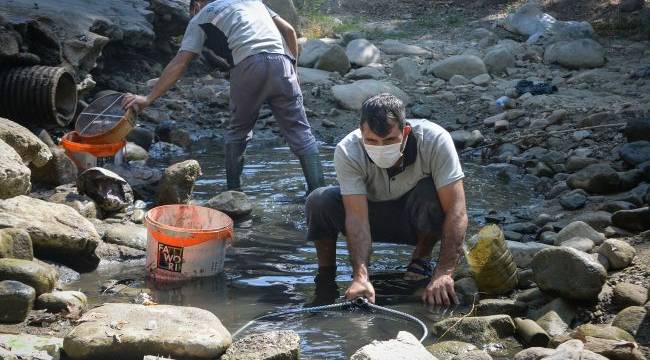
top-left (1, 0), bottom-right (650, 359)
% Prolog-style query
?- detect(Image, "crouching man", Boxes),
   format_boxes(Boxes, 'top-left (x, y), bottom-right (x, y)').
top-left (306, 94), bottom-right (468, 305)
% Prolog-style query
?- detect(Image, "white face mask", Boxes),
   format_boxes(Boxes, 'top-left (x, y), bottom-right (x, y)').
top-left (364, 135), bottom-right (408, 169)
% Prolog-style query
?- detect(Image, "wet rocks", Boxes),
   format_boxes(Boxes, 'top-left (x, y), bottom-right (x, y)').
top-left (597, 239), bottom-right (636, 270)
top-left (63, 303), bottom-right (231, 360)
top-left (426, 341), bottom-right (477, 360)
top-left (346, 39), bottom-right (380, 67)
top-left (544, 39), bottom-right (605, 69)
top-left (392, 57), bottom-right (421, 84)
top-left (104, 163), bottom-right (163, 201)
top-left (36, 290), bottom-right (87, 314)
top-left (206, 191), bottom-right (253, 219)
top-left (77, 167), bottom-right (134, 213)
top-left (612, 207), bottom-right (650, 232)
top-left (46, 184), bottom-right (98, 219)
top-left (331, 80), bottom-right (410, 110)
top-left (566, 163), bottom-right (622, 194)
top-left (612, 283), bottom-right (648, 308)
top-left (103, 223), bottom-right (147, 251)
top-left (530, 298), bottom-right (576, 336)
top-left (531, 247), bottom-right (606, 300)
top-left (156, 160), bottom-right (202, 205)
top-left (555, 221), bottom-right (605, 246)
top-left (0, 280), bottom-right (35, 324)
top-left (430, 315), bottom-right (515, 344)
top-left (0, 258), bottom-right (57, 295)
top-left (0, 117), bottom-right (51, 167)
top-left (0, 196), bottom-right (100, 270)
top-left (315, 45), bottom-right (351, 75)
top-left (351, 331), bottom-right (433, 360)
top-left (429, 55), bottom-right (487, 80)
top-left (380, 40), bottom-right (430, 56)
top-left (221, 330), bottom-right (300, 360)
top-left (0, 140), bottom-right (31, 200)
top-left (0, 228), bottom-right (33, 260)
top-left (619, 141), bottom-right (650, 166)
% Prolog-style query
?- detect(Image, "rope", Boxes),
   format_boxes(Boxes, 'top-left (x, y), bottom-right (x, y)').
top-left (231, 297), bottom-right (428, 343)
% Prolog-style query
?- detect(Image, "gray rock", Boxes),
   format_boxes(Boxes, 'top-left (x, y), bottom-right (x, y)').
top-left (124, 142), bottom-right (149, 162)
top-left (0, 117), bottom-right (51, 167)
top-left (36, 291), bottom-right (87, 314)
top-left (126, 127), bottom-right (155, 151)
top-left (429, 55), bottom-right (487, 80)
top-left (612, 207), bottom-right (650, 232)
top-left (569, 211), bottom-right (613, 232)
top-left (63, 303), bottom-right (231, 359)
top-left (470, 74), bottom-right (491, 86)
top-left (571, 324), bottom-right (635, 342)
top-left (620, 141), bottom-right (650, 166)
top-left (346, 66), bottom-right (386, 80)
top-left (544, 39), bottom-right (605, 69)
top-left (0, 140), bottom-right (31, 200)
top-left (506, 241), bottom-right (551, 268)
top-left (483, 47), bottom-right (515, 75)
top-left (530, 298), bottom-right (576, 336)
top-left (298, 67), bottom-right (334, 85)
top-left (531, 247), bottom-right (606, 300)
top-left (625, 118), bottom-right (650, 142)
top-left (555, 221), bottom-right (605, 246)
top-left (315, 45), bottom-right (351, 75)
top-left (454, 277), bottom-right (479, 305)
top-left (559, 189), bottom-right (587, 210)
top-left (331, 80), bottom-right (410, 110)
top-left (513, 347), bottom-right (556, 360)
top-left (351, 331), bottom-right (434, 360)
top-left (597, 239), bottom-right (636, 270)
top-left (149, 141), bottom-right (186, 159)
top-left (0, 196), bottom-right (100, 270)
top-left (566, 163), bottom-right (621, 194)
top-left (0, 228), bottom-right (33, 260)
top-left (263, 0), bottom-right (299, 31)
top-left (77, 167), bottom-right (134, 212)
top-left (426, 341), bottom-right (477, 360)
top-left (560, 237), bottom-right (595, 252)
top-left (545, 339), bottom-right (608, 360)
top-left (346, 39), bottom-right (380, 67)
top-left (0, 259), bottom-right (57, 295)
top-left (104, 223), bottom-right (147, 251)
top-left (565, 156), bottom-right (600, 172)
top-left (0, 280), bottom-right (35, 324)
top-left (380, 40), bottom-right (430, 56)
top-left (452, 350), bottom-right (491, 360)
top-left (206, 191), bottom-right (253, 219)
top-left (392, 57), bottom-right (421, 84)
top-left (612, 306), bottom-right (648, 336)
top-left (30, 145), bottom-right (79, 187)
top-left (450, 130), bottom-right (483, 150)
top-left (156, 160), bottom-right (202, 205)
top-left (620, 0), bottom-right (645, 12)
top-left (431, 315), bottom-right (515, 344)
top-left (47, 184), bottom-right (98, 219)
top-left (475, 299), bottom-right (527, 317)
top-left (0, 334), bottom-right (63, 360)
top-left (449, 75), bottom-right (470, 86)
top-left (221, 330), bottom-right (299, 360)
top-left (104, 163), bottom-right (163, 201)
top-left (582, 336), bottom-right (646, 360)
top-left (612, 283), bottom-right (648, 308)
top-left (298, 39), bottom-right (330, 67)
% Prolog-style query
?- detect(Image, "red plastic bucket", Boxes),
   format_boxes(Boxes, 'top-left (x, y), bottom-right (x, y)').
top-left (60, 131), bottom-right (126, 170)
top-left (145, 205), bottom-right (233, 281)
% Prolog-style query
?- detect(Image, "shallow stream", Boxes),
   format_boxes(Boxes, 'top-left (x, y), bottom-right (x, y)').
top-left (67, 139), bottom-right (539, 359)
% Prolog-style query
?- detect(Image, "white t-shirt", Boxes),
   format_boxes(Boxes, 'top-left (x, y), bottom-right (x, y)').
top-left (334, 119), bottom-right (465, 202)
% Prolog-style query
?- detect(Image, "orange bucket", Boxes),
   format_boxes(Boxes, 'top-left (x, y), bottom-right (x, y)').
top-left (145, 205), bottom-right (234, 281)
top-left (60, 131), bottom-right (126, 170)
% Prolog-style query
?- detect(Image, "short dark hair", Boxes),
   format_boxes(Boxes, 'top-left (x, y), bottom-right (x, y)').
top-left (360, 93), bottom-right (406, 137)
top-left (190, 0), bottom-right (206, 13)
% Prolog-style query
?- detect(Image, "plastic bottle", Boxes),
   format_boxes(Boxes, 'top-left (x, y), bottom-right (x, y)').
top-left (464, 224), bottom-right (518, 295)
top-left (495, 96), bottom-right (511, 110)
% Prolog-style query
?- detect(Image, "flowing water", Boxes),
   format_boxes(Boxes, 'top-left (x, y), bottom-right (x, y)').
top-left (67, 138), bottom-right (539, 359)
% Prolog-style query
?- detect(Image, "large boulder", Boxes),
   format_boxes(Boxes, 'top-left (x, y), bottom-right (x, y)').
top-left (298, 67), bottom-right (334, 85)
top-left (0, 140), bottom-right (31, 200)
top-left (612, 306), bottom-right (648, 337)
top-left (298, 39), bottom-right (330, 67)
top-left (221, 331), bottom-right (300, 360)
top-left (582, 336), bottom-right (646, 360)
top-left (0, 117), bottom-right (51, 167)
top-left (315, 45), bottom-right (351, 75)
top-left (0, 280), bottom-right (35, 324)
top-left (331, 80), bottom-right (410, 110)
top-left (430, 315), bottom-right (515, 345)
top-left (612, 282), bottom-right (648, 308)
top-left (555, 221), bottom-right (605, 246)
top-left (544, 39), bottom-right (606, 69)
top-left (0, 196), bottom-right (100, 270)
top-left (597, 239), bottom-right (636, 270)
top-left (346, 39), bottom-right (380, 67)
top-left (392, 57), bottom-right (421, 84)
top-left (30, 145), bottom-right (78, 187)
top-left (531, 247), bottom-right (606, 301)
top-left (156, 160), bottom-right (202, 205)
top-left (206, 191), bottom-right (252, 219)
top-left (104, 163), bottom-right (163, 201)
top-left (0, 259), bottom-right (57, 295)
top-left (0, 228), bottom-right (33, 260)
top-left (104, 223), bottom-right (147, 251)
top-left (428, 55), bottom-right (487, 81)
top-left (63, 303), bottom-right (232, 360)
top-left (612, 207), bottom-right (650, 232)
top-left (483, 47), bottom-right (516, 75)
top-left (351, 331), bottom-right (434, 360)
top-left (380, 40), bottom-right (430, 56)
top-left (77, 167), bottom-right (134, 212)
top-left (566, 163), bottom-right (622, 194)
top-left (529, 298), bottom-right (576, 336)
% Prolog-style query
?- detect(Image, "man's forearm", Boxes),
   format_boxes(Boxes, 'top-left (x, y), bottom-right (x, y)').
top-left (345, 221), bottom-right (372, 280)
top-left (147, 53), bottom-right (192, 104)
top-left (281, 28), bottom-right (299, 60)
top-left (436, 212), bottom-right (468, 275)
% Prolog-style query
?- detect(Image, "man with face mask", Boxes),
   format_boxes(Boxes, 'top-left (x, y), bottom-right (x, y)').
top-left (122, 0), bottom-right (324, 195)
top-left (306, 93), bottom-right (468, 306)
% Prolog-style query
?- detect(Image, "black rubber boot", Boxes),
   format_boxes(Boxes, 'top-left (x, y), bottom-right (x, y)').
top-left (225, 141), bottom-right (247, 191)
top-left (298, 153), bottom-right (325, 195)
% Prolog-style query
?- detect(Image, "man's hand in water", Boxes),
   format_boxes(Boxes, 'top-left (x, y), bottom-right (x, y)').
top-left (345, 278), bottom-right (375, 304)
top-left (422, 271), bottom-right (458, 307)
top-left (122, 93), bottom-right (151, 113)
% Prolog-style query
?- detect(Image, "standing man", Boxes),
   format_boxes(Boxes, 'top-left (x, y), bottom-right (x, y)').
top-left (123, 0), bottom-right (324, 194)
top-left (306, 94), bottom-right (468, 305)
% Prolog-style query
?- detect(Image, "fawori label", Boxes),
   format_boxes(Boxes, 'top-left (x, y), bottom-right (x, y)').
top-left (157, 243), bottom-right (184, 273)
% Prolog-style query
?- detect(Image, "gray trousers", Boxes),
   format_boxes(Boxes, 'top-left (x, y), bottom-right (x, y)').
top-left (305, 177), bottom-right (445, 245)
top-left (226, 53), bottom-right (318, 156)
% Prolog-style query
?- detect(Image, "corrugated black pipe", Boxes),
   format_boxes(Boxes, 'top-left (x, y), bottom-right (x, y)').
top-left (0, 65), bottom-right (77, 127)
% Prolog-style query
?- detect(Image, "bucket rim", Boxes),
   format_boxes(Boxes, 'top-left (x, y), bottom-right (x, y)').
top-left (145, 204), bottom-right (234, 234)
